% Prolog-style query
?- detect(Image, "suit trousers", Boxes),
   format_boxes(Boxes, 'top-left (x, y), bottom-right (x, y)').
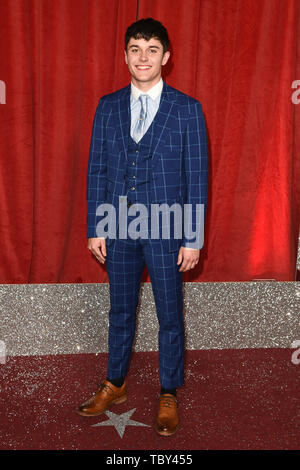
top-left (105, 220), bottom-right (185, 389)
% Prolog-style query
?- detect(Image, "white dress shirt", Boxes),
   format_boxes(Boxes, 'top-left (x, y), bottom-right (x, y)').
top-left (130, 78), bottom-right (163, 142)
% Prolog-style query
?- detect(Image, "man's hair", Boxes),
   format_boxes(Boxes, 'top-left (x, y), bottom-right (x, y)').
top-left (125, 18), bottom-right (169, 53)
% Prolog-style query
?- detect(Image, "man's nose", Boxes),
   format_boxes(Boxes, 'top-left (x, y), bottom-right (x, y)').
top-left (139, 50), bottom-right (149, 61)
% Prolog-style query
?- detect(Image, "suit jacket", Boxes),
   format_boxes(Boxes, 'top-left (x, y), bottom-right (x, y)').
top-left (86, 81), bottom-right (209, 252)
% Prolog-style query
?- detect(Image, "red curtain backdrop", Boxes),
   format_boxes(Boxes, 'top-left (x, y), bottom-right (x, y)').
top-left (0, 0), bottom-right (299, 283)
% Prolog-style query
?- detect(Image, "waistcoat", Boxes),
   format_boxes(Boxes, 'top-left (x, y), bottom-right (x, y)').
top-left (125, 122), bottom-right (155, 208)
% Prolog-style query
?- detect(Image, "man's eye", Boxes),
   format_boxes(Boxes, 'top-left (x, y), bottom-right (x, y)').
top-left (131, 49), bottom-right (138, 53)
top-left (149, 49), bottom-right (157, 53)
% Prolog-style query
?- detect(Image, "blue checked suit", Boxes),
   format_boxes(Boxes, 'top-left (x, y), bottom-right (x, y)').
top-left (86, 82), bottom-right (208, 388)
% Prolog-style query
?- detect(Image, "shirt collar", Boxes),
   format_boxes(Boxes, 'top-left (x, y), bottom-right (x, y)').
top-left (131, 78), bottom-right (163, 101)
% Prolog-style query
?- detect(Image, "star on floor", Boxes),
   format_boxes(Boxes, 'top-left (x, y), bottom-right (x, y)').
top-left (91, 408), bottom-right (150, 438)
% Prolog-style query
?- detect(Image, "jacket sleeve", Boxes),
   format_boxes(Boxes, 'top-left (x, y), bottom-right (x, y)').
top-left (182, 100), bottom-right (209, 249)
top-left (86, 98), bottom-right (108, 238)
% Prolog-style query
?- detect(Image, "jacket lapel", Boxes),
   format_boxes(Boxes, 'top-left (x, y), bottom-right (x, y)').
top-left (115, 85), bottom-right (131, 160)
top-left (150, 82), bottom-right (178, 167)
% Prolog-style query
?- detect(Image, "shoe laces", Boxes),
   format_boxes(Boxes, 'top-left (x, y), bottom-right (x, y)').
top-left (98, 382), bottom-right (114, 395)
top-left (160, 395), bottom-right (176, 408)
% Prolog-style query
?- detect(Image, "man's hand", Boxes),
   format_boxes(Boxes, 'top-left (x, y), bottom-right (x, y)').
top-left (177, 246), bottom-right (200, 272)
top-left (87, 237), bottom-right (107, 264)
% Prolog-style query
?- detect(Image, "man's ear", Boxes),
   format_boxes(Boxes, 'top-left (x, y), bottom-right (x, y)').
top-left (162, 50), bottom-right (170, 66)
top-left (124, 49), bottom-right (128, 64)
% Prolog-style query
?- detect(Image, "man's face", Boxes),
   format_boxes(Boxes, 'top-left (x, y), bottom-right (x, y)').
top-left (125, 37), bottom-right (170, 90)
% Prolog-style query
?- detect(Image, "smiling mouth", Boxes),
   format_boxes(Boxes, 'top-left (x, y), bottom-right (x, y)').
top-left (136, 65), bottom-right (152, 70)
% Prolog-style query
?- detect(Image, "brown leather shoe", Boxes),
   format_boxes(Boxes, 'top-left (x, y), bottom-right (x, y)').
top-left (155, 393), bottom-right (179, 436)
top-left (76, 380), bottom-right (127, 417)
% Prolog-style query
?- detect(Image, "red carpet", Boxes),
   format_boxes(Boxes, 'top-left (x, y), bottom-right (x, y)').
top-left (0, 349), bottom-right (299, 450)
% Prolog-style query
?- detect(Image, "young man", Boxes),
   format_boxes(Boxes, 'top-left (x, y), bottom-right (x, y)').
top-left (77, 18), bottom-right (209, 436)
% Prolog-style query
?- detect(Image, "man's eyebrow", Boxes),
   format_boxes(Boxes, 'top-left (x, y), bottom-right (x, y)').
top-left (128, 44), bottom-right (160, 49)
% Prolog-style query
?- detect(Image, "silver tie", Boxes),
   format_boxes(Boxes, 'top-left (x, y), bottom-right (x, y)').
top-left (133, 94), bottom-right (148, 142)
